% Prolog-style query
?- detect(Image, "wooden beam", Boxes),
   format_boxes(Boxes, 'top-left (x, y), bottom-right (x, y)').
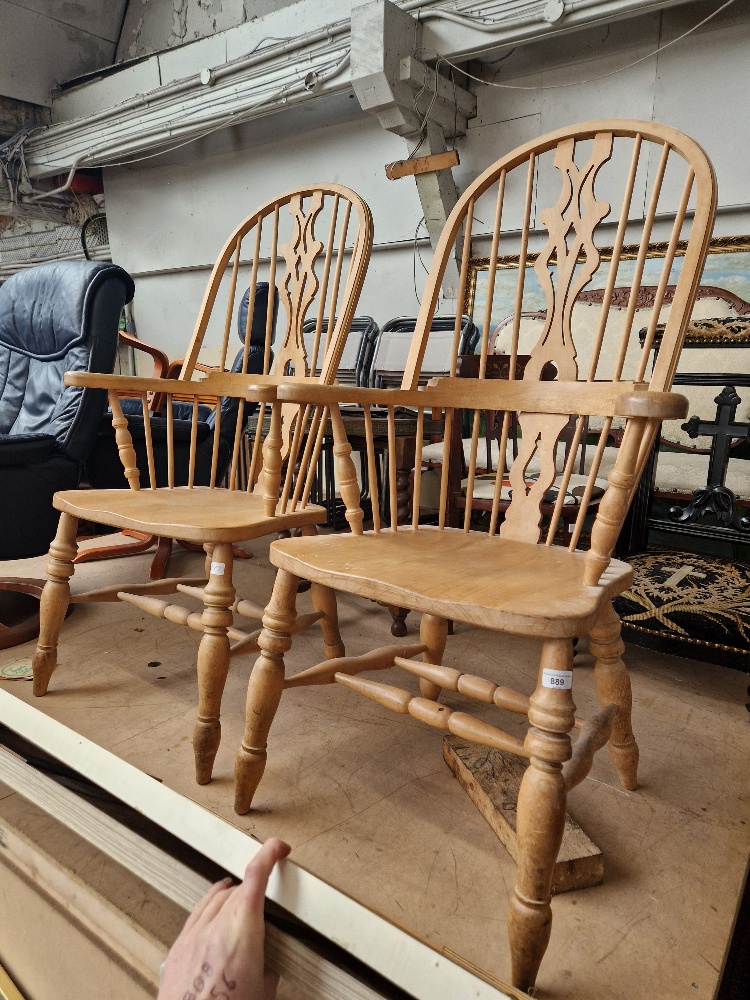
top-left (0, 747), bottom-right (386, 1000)
top-left (385, 150), bottom-right (460, 180)
top-left (0, 957), bottom-right (26, 1000)
top-left (443, 736), bottom-right (604, 895)
top-left (0, 690), bottom-right (514, 1000)
top-left (0, 817), bottom-right (165, 992)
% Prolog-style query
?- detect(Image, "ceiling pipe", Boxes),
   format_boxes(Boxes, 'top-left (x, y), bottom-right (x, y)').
top-left (23, 0), bottom-right (702, 177)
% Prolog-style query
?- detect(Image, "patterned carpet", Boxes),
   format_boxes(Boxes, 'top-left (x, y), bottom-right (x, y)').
top-left (613, 550), bottom-right (750, 670)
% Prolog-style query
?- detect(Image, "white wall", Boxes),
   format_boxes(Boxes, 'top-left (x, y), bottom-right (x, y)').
top-left (102, 0), bottom-right (750, 362)
top-left (0, 0), bottom-right (125, 106)
top-left (105, 113), bottom-right (429, 362)
top-left (116, 0), bottom-right (301, 61)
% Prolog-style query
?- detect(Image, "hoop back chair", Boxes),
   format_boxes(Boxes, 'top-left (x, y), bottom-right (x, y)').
top-left (233, 124), bottom-right (716, 991)
top-left (31, 183), bottom-right (373, 785)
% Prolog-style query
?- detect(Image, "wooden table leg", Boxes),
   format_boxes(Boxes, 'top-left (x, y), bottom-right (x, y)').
top-left (386, 605), bottom-right (409, 637)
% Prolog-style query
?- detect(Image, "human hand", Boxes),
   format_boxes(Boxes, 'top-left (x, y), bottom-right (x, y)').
top-left (158, 837), bottom-right (291, 1000)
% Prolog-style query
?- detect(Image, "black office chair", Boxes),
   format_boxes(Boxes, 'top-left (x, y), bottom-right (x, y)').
top-left (301, 315), bottom-right (379, 385)
top-left (369, 315), bottom-right (479, 388)
top-left (0, 260), bottom-right (135, 647)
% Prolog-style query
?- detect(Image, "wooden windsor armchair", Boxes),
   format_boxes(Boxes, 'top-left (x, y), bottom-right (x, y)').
top-left (30, 183), bottom-right (373, 786)
top-left (233, 122), bottom-right (716, 992)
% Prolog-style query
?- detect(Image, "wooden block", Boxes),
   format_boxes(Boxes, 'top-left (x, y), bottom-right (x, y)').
top-left (443, 735), bottom-right (604, 895)
top-left (385, 149), bottom-right (460, 180)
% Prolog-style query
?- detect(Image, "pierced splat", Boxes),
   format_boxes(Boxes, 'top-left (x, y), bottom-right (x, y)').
top-left (526, 133), bottom-right (614, 381)
top-left (500, 411), bottom-right (571, 543)
top-left (275, 192), bottom-right (326, 376)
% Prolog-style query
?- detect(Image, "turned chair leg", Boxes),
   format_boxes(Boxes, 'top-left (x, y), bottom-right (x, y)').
top-left (311, 583), bottom-right (345, 659)
top-left (419, 613), bottom-right (449, 700)
top-left (32, 513), bottom-right (79, 697)
top-left (193, 542), bottom-right (236, 785)
top-left (234, 569), bottom-right (298, 814)
top-left (590, 600), bottom-right (639, 791)
top-left (509, 638), bottom-right (575, 993)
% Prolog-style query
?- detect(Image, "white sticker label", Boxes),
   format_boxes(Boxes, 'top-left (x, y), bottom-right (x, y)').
top-left (210, 561), bottom-right (225, 576)
top-left (542, 668), bottom-right (572, 690)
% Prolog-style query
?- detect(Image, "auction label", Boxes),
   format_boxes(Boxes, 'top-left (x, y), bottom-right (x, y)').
top-left (210, 561), bottom-right (225, 576)
top-left (541, 668), bottom-right (572, 689)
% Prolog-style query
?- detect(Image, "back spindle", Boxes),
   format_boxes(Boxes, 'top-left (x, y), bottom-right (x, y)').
top-left (264, 207), bottom-right (279, 376)
top-left (188, 396), bottom-right (199, 489)
top-left (229, 397), bottom-right (246, 490)
top-left (437, 406), bottom-right (455, 531)
top-left (364, 406), bottom-right (381, 533)
top-left (300, 405), bottom-right (329, 509)
top-left (141, 392), bottom-right (156, 489)
top-left (166, 393), bottom-right (175, 489)
top-left (387, 406), bottom-right (397, 531)
top-left (240, 223), bottom-right (263, 376)
top-left (209, 398), bottom-right (221, 489)
top-left (220, 236), bottom-right (241, 372)
top-left (411, 407), bottom-right (425, 530)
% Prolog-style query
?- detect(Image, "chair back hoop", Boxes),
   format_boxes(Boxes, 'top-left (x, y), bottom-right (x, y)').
top-left (180, 184), bottom-right (373, 384)
top-left (109, 185), bottom-right (373, 502)
top-left (333, 122), bottom-right (716, 584)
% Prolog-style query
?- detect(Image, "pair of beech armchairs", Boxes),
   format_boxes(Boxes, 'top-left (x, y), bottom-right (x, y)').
top-left (29, 123), bottom-right (716, 992)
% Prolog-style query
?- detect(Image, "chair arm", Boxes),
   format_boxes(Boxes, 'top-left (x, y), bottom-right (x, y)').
top-left (276, 383), bottom-right (428, 407)
top-left (65, 371), bottom-right (278, 402)
top-left (118, 331), bottom-right (169, 379)
top-left (65, 372), bottom-right (205, 394)
top-left (276, 381), bottom-right (690, 423)
top-left (613, 390), bottom-right (689, 420)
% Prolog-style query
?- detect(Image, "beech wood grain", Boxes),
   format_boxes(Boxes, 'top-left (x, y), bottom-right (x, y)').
top-left (235, 121), bottom-right (716, 994)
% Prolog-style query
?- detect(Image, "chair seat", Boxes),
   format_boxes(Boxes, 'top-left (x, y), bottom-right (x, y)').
top-left (270, 526), bottom-right (633, 637)
top-left (54, 486), bottom-right (327, 543)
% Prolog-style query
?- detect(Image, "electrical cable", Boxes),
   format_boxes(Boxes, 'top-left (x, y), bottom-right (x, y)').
top-left (423, 0), bottom-right (737, 90)
top-left (413, 216), bottom-right (426, 304)
top-left (90, 53), bottom-right (350, 169)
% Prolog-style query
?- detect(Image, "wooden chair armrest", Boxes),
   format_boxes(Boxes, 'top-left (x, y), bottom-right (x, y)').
top-left (65, 371), bottom-right (280, 403)
top-left (64, 372), bottom-right (207, 394)
top-left (118, 331), bottom-right (169, 379)
top-left (275, 383), bottom-right (409, 406)
top-left (278, 378), bottom-right (658, 417)
top-left (613, 391), bottom-right (689, 420)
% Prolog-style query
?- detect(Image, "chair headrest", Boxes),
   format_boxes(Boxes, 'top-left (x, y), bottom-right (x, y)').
top-left (236, 282), bottom-right (278, 348)
top-left (0, 260), bottom-right (135, 361)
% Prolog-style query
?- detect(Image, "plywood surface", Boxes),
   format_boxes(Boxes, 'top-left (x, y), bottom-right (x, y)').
top-left (0, 789), bottom-right (175, 1000)
top-left (1, 535), bottom-right (749, 1000)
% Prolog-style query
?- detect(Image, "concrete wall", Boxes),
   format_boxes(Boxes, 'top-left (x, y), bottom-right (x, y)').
top-left (0, 0), bottom-right (126, 106)
top-left (116, 0), bottom-right (301, 60)
top-left (102, 0), bottom-right (750, 363)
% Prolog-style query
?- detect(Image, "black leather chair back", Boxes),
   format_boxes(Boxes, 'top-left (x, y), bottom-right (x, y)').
top-left (0, 260), bottom-right (134, 558)
top-left (0, 261), bottom-right (135, 460)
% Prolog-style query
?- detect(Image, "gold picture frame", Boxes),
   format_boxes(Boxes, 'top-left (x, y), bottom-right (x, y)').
top-left (464, 235), bottom-right (750, 334)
